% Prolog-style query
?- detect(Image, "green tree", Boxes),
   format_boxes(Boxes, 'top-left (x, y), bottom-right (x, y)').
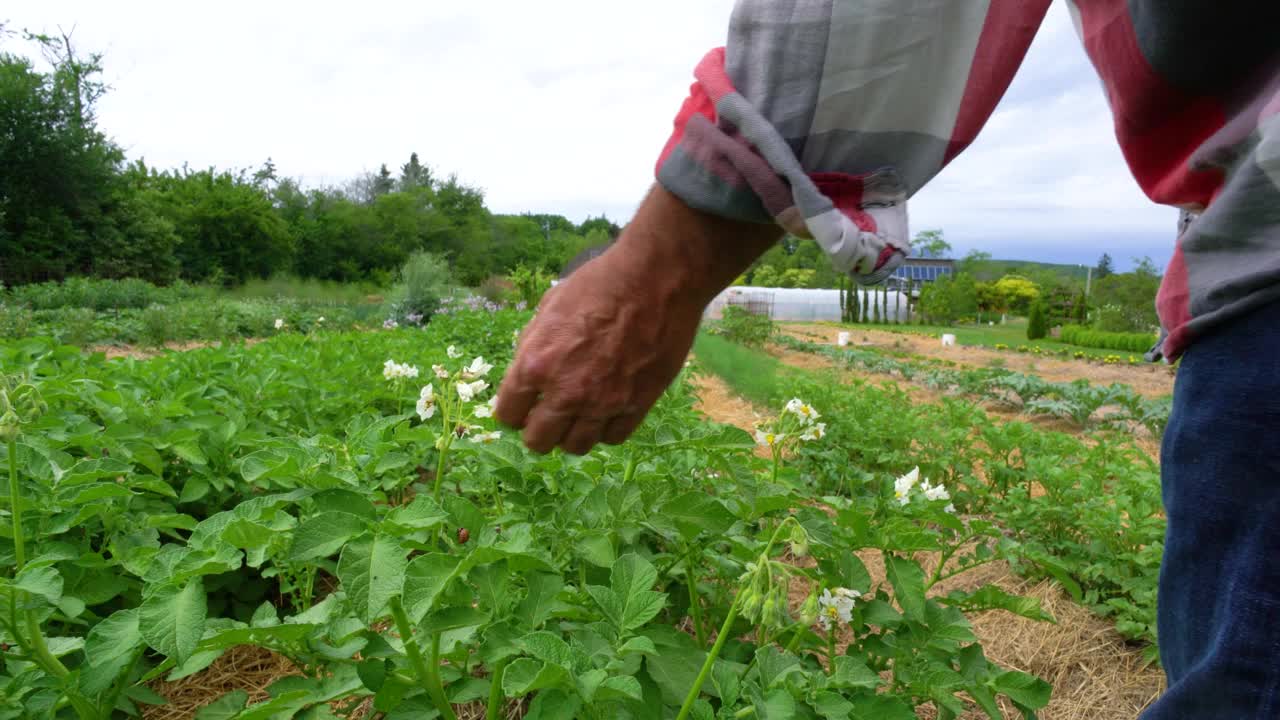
top-left (372, 164), bottom-right (395, 197)
top-left (1026, 300), bottom-right (1048, 340)
top-left (914, 229), bottom-right (952, 259)
top-left (1095, 253), bottom-right (1114, 279)
top-left (990, 275), bottom-right (1041, 315)
top-left (919, 273), bottom-right (978, 325)
top-left (399, 152), bottom-right (432, 192)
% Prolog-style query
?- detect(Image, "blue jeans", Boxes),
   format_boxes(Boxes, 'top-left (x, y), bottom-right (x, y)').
top-left (1142, 301), bottom-right (1280, 718)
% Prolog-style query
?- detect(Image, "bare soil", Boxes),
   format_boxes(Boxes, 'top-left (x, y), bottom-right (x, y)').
top-left (781, 323), bottom-right (1176, 398)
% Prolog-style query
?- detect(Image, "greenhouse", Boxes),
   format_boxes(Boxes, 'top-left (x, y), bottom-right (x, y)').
top-left (704, 286), bottom-right (911, 323)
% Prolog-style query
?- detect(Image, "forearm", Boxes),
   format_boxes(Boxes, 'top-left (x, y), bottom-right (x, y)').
top-left (610, 185), bottom-right (781, 309)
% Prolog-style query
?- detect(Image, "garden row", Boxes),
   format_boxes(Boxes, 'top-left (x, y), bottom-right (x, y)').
top-left (774, 335), bottom-right (1172, 437)
top-left (697, 333), bottom-right (1164, 658)
top-left (1, 310), bottom-right (1052, 719)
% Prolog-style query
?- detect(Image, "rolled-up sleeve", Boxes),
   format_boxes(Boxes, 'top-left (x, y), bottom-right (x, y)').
top-left (656, 0), bottom-right (1051, 283)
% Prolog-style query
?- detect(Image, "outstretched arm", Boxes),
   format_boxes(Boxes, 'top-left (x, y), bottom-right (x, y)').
top-left (497, 0), bottom-right (1050, 454)
top-left (494, 185), bottom-right (779, 455)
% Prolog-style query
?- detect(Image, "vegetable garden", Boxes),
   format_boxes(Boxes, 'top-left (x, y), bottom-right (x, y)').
top-left (0, 308), bottom-right (1167, 719)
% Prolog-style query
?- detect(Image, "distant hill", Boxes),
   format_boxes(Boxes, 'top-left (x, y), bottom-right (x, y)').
top-left (963, 258), bottom-right (1092, 284)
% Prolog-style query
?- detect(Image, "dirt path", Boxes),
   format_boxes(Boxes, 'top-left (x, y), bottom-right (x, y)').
top-left (90, 338), bottom-right (264, 360)
top-left (781, 323), bottom-right (1176, 398)
top-left (690, 370), bottom-right (1165, 720)
top-left (761, 340), bottom-right (1163, 460)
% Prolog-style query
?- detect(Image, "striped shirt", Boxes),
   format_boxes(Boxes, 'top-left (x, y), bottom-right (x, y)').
top-left (655, 1), bottom-right (1279, 360)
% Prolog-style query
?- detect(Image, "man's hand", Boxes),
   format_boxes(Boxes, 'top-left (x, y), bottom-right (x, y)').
top-left (494, 186), bottom-right (780, 454)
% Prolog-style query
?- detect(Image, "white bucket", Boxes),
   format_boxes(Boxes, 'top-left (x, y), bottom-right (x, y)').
top-left (941, 333), bottom-right (957, 347)
top-left (837, 331), bottom-right (850, 347)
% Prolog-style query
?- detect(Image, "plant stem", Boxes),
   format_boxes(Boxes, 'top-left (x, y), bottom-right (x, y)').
top-left (389, 597), bottom-right (457, 720)
top-left (675, 591), bottom-right (743, 720)
top-left (826, 627), bottom-right (837, 675)
top-left (622, 454), bottom-right (638, 485)
top-left (486, 659), bottom-right (509, 720)
top-left (685, 551), bottom-right (706, 645)
top-left (432, 437), bottom-right (450, 502)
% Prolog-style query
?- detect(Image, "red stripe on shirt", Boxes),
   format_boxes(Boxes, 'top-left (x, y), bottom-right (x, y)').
top-left (1077, 2), bottom-right (1225, 208)
top-left (944, 0), bottom-right (1051, 166)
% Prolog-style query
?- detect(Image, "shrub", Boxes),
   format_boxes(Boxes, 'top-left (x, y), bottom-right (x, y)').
top-left (140, 304), bottom-right (175, 347)
top-left (716, 305), bottom-right (774, 348)
top-left (1060, 325), bottom-right (1156, 353)
top-left (1026, 300), bottom-right (1048, 340)
top-left (59, 308), bottom-right (99, 347)
top-left (509, 264), bottom-right (552, 310)
top-left (387, 252), bottom-right (452, 324)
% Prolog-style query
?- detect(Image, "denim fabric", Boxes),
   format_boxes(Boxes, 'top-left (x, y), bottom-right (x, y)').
top-left (1141, 300), bottom-right (1280, 719)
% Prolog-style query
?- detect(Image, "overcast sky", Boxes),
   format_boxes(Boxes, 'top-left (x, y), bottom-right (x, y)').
top-left (7, 1), bottom-right (1175, 271)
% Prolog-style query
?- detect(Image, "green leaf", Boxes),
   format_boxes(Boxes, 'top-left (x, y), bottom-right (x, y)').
top-left (590, 554), bottom-right (665, 632)
top-left (758, 687), bottom-right (796, 719)
top-left (172, 442), bottom-right (208, 466)
top-left (290, 512), bottom-right (369, 562)
top-left (884, 554), bottom-right (926, 623)
top-left (861, 599), bottom-right (902, 628)
top-left (992, 670), bottom-right (1052, 710)
top-left (402, 553), bottom-right (462, 623)
top-left (502, 658), bottom-right (569, 696)
top-left (818, 551), bottom-right (871, 595)
top-left (523, 689), bottom-right (580, 720)
top-left (194, 690), bottom-right (249, 720)
top-left (658, 491), bottom-right (735, 540)
top-left (712, 662), bottom-right (740, 707)
top-left (827, 656), bottom-right (880, 690)
top-left (595, 675), bottom-right (643, 702)
top-left (384, 495), bottom-right (448, 531)
top-left (574, 531), bottom-right (616, 568)
top-left (220, 518), bottom-right (275, 551)
top-left (811, 691), bottom-right (854, 720)
top-left (140, 578), bottom-right (208, 664)
top-left (373, 451), bottom-right (412, 475)
top-left (357, 659), bottom-right (389, 692)
top-left (847, 695), bottom-right (916, 720)
top-left (941, 585), bottom-right (1055, 623)
top-left (80, 609), bottom-right (143, 695)
top-left (516, 573), bottom-right (564, 631)
top-left (179, 476), bottom-right (211, 504)
top-left (13, 565), bottom-right (62, 605)
top-left (754, 646), bottom-right (801, 689)
top-left (339, 533), bottom-right (408, 624)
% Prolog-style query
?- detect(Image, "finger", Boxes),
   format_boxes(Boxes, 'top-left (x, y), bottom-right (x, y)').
top-left (561, 417), bottom-right (607, 456)
top-left (602, 411), bottom-right (646, 446)
top-left (494, 375), bottom-right (540, 429)
top-left (522, 404), bottom-right (576, 454)
top-left (494, 349), bottom-right (547, 429)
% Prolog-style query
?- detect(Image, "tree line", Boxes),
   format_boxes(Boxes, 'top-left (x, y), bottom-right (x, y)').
top-left (0, 31), bottom-right (619, 289)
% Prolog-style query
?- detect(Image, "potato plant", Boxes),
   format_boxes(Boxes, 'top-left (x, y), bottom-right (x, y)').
top-left (0, 310), bottom-right (1051, 719)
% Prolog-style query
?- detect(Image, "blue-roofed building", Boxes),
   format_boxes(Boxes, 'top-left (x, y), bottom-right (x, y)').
top-left (888, 257), bottom-right (955, 292)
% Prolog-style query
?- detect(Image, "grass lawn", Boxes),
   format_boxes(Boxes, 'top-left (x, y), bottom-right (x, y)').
top-left (804, 318), bottom-right (1152, 361)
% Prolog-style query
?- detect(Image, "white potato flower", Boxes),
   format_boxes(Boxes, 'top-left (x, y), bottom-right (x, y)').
top-left (447, 345), bottom-right (462, 359)
top-left (456, 379), bottom-right (489, 402)
top-left (800, 423), bottom-right (827, 442)
top-left (754, 429), bottom-right (784, 448)
top-left (474, 396), bottom-right (497, 418)
top-left (463, 356), bottom-right (493, 379)
top-left (817, 587), bottom-right (861, 630)
top-left (274, 318), bottom-right (285, 330)
top-left (415, 384), bottom-right (436, 420)
top-left (894, 467), bottom-right (920, 505)
top-left (921, 480), bottom-right (950, 502)
top-left (471, 430), bottom-right (502, 444)
top-left (433, 364), bottom-right (450, 379)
